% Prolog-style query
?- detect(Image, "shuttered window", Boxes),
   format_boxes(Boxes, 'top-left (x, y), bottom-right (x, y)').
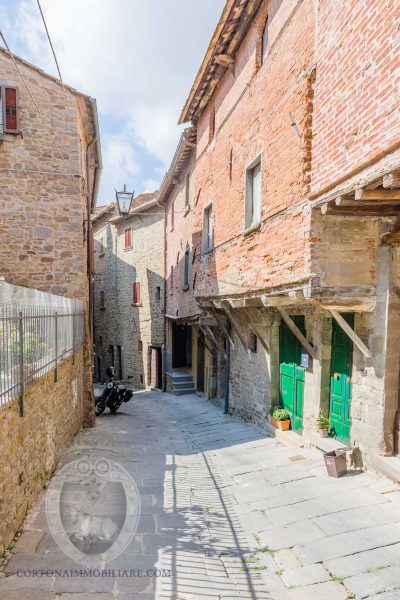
top-left (133, 282), bottom-right (141, 304)
top-left (0, 86), bottom-right (19, 134)
top-left (124, 228), bottom-right (132, 249)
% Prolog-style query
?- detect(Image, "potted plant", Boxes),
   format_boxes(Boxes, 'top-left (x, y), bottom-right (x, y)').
top-left (316, 414), bottom-right (330, 438)
top-left (269, 406), bottom-right (291, 431)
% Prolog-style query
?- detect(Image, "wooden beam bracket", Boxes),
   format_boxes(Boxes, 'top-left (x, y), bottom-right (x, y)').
top-left (243, 308), bottom-right (270, 352)
top-left (211, 304), bottom-right (235, 348)
top-left (329, 309), bottom-right (372, 358)
top-left (277, 307), bottom-right (317, 359)
top-left (222, 304), bottom-right (250, 353)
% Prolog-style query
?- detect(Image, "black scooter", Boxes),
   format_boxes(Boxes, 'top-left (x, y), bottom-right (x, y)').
top-left (95, 366), bottom-right (134, 416)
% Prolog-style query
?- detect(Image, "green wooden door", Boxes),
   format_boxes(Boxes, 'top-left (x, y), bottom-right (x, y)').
top-left (329, 314), bottom-right (354, 443)
top-left (279, 316), bottom-right (305, 432)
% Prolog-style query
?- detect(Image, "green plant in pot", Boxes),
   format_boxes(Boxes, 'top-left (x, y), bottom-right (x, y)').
top-left (269, 406), bottom-right (291, 431)
top-left (316, 414), bottom-right (330, 438)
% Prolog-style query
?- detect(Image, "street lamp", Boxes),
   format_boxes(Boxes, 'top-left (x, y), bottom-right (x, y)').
top-left (115, 184), bottom-right (135, 216)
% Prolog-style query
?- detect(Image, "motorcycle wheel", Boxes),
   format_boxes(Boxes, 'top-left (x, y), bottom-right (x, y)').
top-left (109, 405), bottom-right (118, 414)
top-left (95, 399), bottom-right (106, 416)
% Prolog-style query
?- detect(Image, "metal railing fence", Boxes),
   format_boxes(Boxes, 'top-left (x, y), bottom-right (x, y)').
top-left (0, 304), bottom-right (84, 412)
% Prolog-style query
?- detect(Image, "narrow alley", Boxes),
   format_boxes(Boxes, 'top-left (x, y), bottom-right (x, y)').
top-left (1, 392), bottom-right (400, 600)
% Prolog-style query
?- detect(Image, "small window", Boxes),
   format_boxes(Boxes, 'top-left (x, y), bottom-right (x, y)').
top-left (133, 282), bottom-right (141, 304)
top-left (202, 204), bottom-right (214, 253)
top-left (124, 228), bottom-right (132, 249)
top-left (99, 237), bottom-right (105, 256)
top-left (100, 291), bottom-right (105, 309)
top-left (0, 86), bottom-right (19, 134)
top-left (185, 172), bottom-right (191, 208)
top-left (138, 340), bottom-right (143, 352)
top-left (183, 247), bottom-right (190, 289)
top-left (156, 286), bottom-right (161, 302)
top-left (249, 331), bottom-right (258, 354)
top-left (245, 158), bottom-right (262, 230)
top-left (99, 335), bottom-right (103, 347)
top-left (262, 18), bottom-right (269, 62)
top-left (140, 373), bottom-right (144, 384)
top-left (208, 105), bottom-right (215, 144)
top-left (170, 201), bottom-right (175, 231)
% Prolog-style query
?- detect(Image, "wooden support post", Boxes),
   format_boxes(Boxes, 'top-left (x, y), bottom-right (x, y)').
top-left (243, 308), bottom-right (270, 351)
top-left (211, 305), bottom-right (235, 348)
top-left (205, 325), bottom-right (226, 358)
top-left (198, 325), bottom-right (214, 355)
top-left (276, 307), bottom-right (317, 359)
top-left (329, 309), bottom-right (372, 358)
top-left (222, 304), bottom-right (250, 353)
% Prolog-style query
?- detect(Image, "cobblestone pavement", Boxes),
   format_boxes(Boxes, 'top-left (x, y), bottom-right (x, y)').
top-left (1, 390), bottom-right (400, 599)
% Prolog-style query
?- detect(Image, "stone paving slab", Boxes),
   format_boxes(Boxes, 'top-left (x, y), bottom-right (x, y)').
top-left (1, 391), bottom-right (400, 599)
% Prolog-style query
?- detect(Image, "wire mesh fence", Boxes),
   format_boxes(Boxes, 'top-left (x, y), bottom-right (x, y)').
top-left (0, 304), bottom-right (84, 410)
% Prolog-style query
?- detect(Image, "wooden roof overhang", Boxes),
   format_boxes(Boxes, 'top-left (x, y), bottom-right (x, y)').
top-left (312, 169), bottom-right (400, 221)
top-left (179, 0), bottom-right (263, 124)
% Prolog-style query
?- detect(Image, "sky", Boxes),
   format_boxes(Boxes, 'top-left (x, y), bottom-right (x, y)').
top-left (0, 0), bottom-right (225, 204)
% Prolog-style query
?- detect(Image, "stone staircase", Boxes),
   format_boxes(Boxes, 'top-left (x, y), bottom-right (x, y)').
top-left (170, 371), bottom-right (196, 395)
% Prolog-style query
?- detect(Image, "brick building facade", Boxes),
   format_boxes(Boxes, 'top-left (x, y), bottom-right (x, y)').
top-left (92, 194), bottom-right (164, 389)
top-left (163, 0), bottom-right (400, 476)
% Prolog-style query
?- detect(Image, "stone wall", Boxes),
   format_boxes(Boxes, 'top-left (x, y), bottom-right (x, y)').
top-left (93, 201), bottom-right (164, 388)
top-left (0, 350), bottom-right (84, 552)
top-left (0, 50), bottom-right (97, 427)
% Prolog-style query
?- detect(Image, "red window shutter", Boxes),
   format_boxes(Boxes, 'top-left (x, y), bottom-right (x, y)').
top-left (3, 87), bottom-right (18, 133)
top-left (124, 228), bottom-right (132, 249)
top-left (133, 282), bottom-right (141, 304)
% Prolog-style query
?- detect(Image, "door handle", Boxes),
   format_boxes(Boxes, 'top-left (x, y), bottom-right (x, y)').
top-left (334, 372), bottom-right (340, 380)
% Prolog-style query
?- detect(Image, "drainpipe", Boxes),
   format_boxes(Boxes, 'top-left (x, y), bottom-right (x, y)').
top-left (157, 198), bottom-right (167, 392)
top-left (224, 320), bottom-right (231, 414)
top-left (85, 99), bottom-right (102, 372)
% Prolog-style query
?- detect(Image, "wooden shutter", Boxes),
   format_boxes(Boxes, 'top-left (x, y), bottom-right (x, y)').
top-left (133, 282), bottom-right (141, 304)
top-left (124, 228), bottom-right (132, 249)
top-left (3, 87), bottom-right (19, 133)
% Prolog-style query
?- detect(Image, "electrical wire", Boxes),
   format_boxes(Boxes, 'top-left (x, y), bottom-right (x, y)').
top-left (0, 29), bottom-right (80, 191)
top-left (36, 0), bottom-right (77, 132)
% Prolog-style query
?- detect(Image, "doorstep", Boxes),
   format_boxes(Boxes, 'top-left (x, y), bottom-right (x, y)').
top-left (367, 454), bottom-right (400, 485)
top-left (308, 432), bottom-right (350, 454)
top-left (264, 421), bottom-right (306, 449)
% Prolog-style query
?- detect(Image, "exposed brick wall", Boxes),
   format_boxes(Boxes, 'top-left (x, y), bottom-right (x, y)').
top-left (311, 0), bottom-right (400, 196)
top-left (165, 153), bottom-right (201, 319)
top-left (193, 0), bottom-right (315, 299)
top-left (0, 351), bottom-right (84, 552)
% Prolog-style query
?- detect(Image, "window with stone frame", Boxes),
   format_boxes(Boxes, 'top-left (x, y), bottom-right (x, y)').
top-left (245, 156), bottom-right (262, 230)
top-left (183, 246), bottom-right (190, 290)
top-left (185, 171), bottom-right (191, 209)
top-left (202, 204), bottom-right (214, 253)
top-left (100, 290), bottom-right (105, 309)
top-left (249, 331), bottom-right (258, 353)
top-left (0, 85), bottom-right (19, 135)
top-left (261, 17), bottom-right (269, 63)
top-left (208, 105), bottom-right (215, 144)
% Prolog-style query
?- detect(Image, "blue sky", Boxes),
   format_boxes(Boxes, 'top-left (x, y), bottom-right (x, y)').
top-left (0, 0), bottom-right (225, 204)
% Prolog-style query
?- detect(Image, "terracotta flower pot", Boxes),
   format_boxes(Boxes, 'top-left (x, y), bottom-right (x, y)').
top-left (272, 418), bottom-right (291, 431)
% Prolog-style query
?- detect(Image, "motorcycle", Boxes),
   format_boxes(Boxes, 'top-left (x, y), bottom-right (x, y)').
top-left (95, 366), bottom-right (134, 416)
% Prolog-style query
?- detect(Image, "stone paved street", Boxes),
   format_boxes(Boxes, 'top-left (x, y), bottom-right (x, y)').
top-left (1, 390), bottom-right (400, 599)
